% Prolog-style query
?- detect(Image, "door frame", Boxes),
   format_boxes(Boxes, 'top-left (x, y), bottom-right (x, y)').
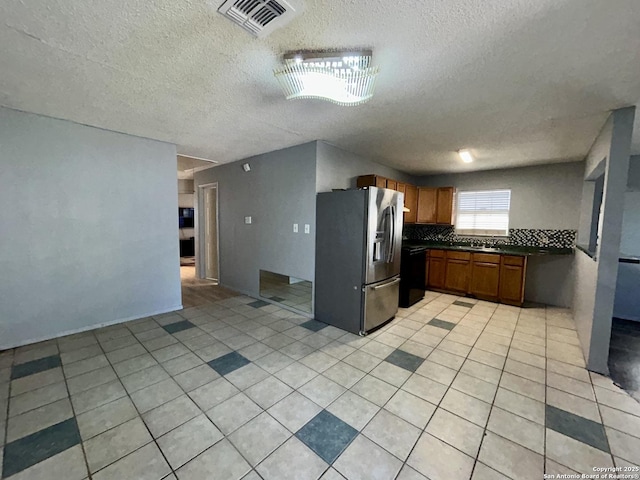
top-left (196, 182), bottom-right (220, 283)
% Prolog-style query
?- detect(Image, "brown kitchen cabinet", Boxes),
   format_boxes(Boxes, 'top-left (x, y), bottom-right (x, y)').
top-left (444, 251), bottom-right (471, 293)
top-left (469, 253), bottom-right (501, 301)
top-left (427, 249), bottom-right (446, 289)
top-left (386, 179), bottom-right (397, 190)
top-left (426, 249), bottom-right (527, 306)
top-left (356, 174), bottom-right (388, 189)
top-left (436, 187), bottom-right (454, 224)
top-left (499, 255), bottom-right (527, 306)
top-left (404, 184), bottom-right (418, 224)
top-left (416, 187), bottom-right (454, 225)
top-left (417, 188), bottom-right (438, 224)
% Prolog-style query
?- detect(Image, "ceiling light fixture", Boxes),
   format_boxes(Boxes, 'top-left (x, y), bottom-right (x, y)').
top-left (458, 149), bottom-right (474, 163)
top-left (274, 50), bottom-right (379, 106)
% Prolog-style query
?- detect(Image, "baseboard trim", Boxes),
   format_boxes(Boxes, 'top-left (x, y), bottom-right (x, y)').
top-left (0, 304), bottom-right (183, 351)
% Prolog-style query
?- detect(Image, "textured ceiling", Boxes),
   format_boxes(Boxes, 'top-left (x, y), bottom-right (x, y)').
top-left (1, 0), bottom-right (639, 174)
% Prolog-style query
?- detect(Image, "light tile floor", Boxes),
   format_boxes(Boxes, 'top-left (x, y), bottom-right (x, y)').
top-left (1, 292), bottom-right (640, 479)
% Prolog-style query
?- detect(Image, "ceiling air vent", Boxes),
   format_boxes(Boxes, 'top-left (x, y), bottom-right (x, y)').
top-left (218, 0), bottom-right (301, 37)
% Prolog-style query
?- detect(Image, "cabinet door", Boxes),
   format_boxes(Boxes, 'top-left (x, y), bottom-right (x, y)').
top-left (356, 175), bottom-right (376, 188)
top-left (469, 262), bottom-right (500, 300)
top-left (404, 185), bottom-right (418, 224)
top-left (386, 179), bottom-right (397, 190)
top-left (428, 257), bottom-right (446, 289)
top-left (499, 259), bottom-right (527, 306)
top-left (417, 188), bottom-right (437, 224)
top-left (444, 259), bottom-right (470, 293)
top-left (396, 183), bottom-right (406, 194)
top-left (436, 187), bottom-right (454, 224)
top-left (376, 176), bottom-right (387, 188)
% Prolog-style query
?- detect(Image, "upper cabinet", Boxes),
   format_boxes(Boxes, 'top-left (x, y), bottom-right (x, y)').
top-left (417, 187), bottom-right (454, 225)
top-left (356, 174), bottom-right (387, 189)
top-left (356, 175), bottom-right (454, 225)
top-left (403, 184), bottom-right (418, 224)
top-left (417, 187), bottom-right (437, 223)
top-left (436, 187), bottom-right (454, 225)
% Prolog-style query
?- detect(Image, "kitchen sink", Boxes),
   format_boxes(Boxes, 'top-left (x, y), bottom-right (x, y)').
top-left (465, 246), bottom-right (503, 253)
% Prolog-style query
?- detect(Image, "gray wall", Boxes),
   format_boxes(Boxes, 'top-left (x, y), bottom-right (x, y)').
top-left (316, 141), bottom-right (418, 192)
top-left (573, 107), bottom-right (635, 373)
top-left (417, 162), bottom-right (585, 307)
top-left (0, 107), bottom-right (181, 349)
top-left (194, 142), bottom-right (317, 298)
top-left (418, 162), bottom-right (585, 229)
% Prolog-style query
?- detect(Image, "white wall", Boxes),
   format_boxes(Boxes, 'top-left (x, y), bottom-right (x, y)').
top-left (0, 107), bottom-right (181, 349)
top-left (194, 143), bottom-right (317, 299)
top-left (573, 107), bottom-right (635, 373)
top-left (316, 141), bottom-right (418, 192)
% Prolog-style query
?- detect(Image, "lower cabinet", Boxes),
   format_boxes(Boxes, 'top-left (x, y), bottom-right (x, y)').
top-left (499, 256), bottom-right (527, 306)
top-left (427, 250), bottom-right (446, 289)
top-left (444, 251), bottom-right (471, 293)
top-left (426, 249), bottom-right (527, 306)
top-left (469, 254), bottom-right (501, 301)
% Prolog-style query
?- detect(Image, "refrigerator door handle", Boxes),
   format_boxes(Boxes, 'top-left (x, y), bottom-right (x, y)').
top-left (371, 277), bottom-right (401, 290)
top-left (386, 205), bottom-right (395, 263)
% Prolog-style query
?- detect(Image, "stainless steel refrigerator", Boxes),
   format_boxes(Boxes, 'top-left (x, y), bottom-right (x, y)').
top-left (315, 187), bottom-right (404, 335)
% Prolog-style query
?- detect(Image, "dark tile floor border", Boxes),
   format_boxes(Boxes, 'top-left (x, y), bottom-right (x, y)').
top-left (207, 351), bottom-right (251, 376)
top-left (2, 418), bottom-right (81, 478)
top-left (300, 320), bottom-right (328, 332)
top-left (385, 349), bottom-right (425, 372)
top-left (427, 318), bottom-right (457, 331)
top-left (453, 300), bottom-right (475, 308)
top-left (296, 410), bottom-right (358, 464)
top-left (10, 354), bottom-right (62, 380)
top-left (545, 405), bottom-right (610, 453)
top-left (248, 300), bottom-right (270, 309)
top-left (162, 320), bottom-right (196, 334)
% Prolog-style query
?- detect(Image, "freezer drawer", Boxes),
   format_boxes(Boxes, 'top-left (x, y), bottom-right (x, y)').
top-left (363, 276), bottom-right (400, 333)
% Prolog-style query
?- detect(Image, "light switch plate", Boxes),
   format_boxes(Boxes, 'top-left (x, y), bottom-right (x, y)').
top-left (293, 223), bottom-right (298, 233)
top-left (244, 216), bottom-right (252, 224)
top-left (304, 224), bottom-right (310, 234)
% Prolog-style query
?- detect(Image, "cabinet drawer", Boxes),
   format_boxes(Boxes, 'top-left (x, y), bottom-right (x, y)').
top-left (502, 255), bottom-right (525, 266)
top-left (429, 249), bottom-right (446, 258)
top-left (472, 253), bottom-right (501, 264)
top-left (446, 251), bottom-right (471, 261)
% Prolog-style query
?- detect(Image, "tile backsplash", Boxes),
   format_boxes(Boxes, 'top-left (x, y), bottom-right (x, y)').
top-left (404, 225), bottom-right (576, 249)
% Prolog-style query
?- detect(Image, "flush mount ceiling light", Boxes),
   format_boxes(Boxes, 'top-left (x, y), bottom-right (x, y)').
top-left (458, 149), bottom-right (474, 163)
top-left (273, 50), bottom-right (379, 106)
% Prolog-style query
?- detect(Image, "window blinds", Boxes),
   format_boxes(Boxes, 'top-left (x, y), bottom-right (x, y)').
top-left (455, 189), bottom-right (511, 236)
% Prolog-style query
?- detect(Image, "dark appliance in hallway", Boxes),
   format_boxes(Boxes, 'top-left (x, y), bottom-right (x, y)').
top-left (608, 317), bottom-right (640, 402)
top-left (399, 245), bottom-right (426, 308)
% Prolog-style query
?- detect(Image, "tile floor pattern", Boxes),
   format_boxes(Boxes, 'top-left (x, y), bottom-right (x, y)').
top-left (1, 292), bottom-right (640, 479)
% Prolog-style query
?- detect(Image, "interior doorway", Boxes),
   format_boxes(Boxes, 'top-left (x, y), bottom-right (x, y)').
top-left (198, 183), bottom-right (220, 283)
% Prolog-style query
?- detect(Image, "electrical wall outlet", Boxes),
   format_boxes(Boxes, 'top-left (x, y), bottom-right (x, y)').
top-left (293, 223), bottom-right (298, 233)
top-left (244, 216), bottom-right (252, 224)
top-left (304, 224), bottom-right (310, 234)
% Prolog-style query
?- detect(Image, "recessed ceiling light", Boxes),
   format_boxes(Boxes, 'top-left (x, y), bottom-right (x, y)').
top-left (458, 149), bottom-right (474, 163)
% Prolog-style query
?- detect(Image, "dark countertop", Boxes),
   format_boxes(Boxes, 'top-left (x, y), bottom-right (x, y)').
top-left (402, 241), bottom-right (574, 256)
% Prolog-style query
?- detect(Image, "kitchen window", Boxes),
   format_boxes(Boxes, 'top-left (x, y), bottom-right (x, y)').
top-left (455, 189), bottom-right (511, 236)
